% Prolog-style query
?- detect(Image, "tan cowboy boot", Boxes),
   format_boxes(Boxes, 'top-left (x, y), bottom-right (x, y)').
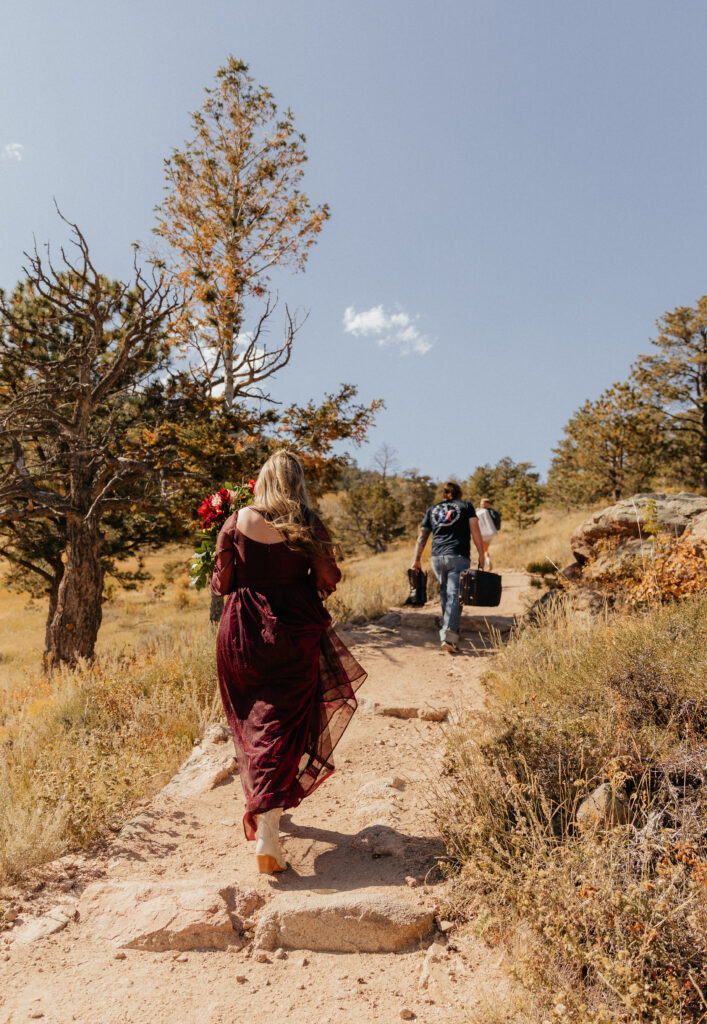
top-left (255, 807), bottom-right (287, 873)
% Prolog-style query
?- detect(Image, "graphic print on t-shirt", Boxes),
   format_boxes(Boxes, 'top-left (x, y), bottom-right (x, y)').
top-left (421, 499), bottom-right (476, 558)
top-left (430, 502), bottom-right (461, 528)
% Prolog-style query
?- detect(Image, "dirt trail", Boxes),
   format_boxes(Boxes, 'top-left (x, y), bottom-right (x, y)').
top-left (1, 572), bottom-right (531, 1024)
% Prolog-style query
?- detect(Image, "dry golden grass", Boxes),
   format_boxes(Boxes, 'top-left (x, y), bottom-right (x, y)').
top-left (489, 505), bottom-right (600, 570)
top-left (437, 594), bottom-right (707, 1024)
top-left (0, 546), bottom-right (209, 691)
top-left (0, 626), bottom-right (219, 885)
top-left (328, 540), bottom-right (428, 622)
top-left (0, 506), bottom-right (599, 685)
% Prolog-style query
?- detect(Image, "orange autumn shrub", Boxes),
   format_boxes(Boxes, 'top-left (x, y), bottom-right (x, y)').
top-left (589, 531), bottom-right (707, 608)
top-left (626, 532), bottom-right (707, 605)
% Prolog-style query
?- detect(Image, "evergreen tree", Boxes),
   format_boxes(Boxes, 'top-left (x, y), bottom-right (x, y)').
top-left (466, 457), bottom-right (542, 518)
top-left (392, 470), bottom-right (437, 535)
top-left (631, 296), bottom-right (707, 491)
top-left (547, 383), bottom-right (660, 505)
top-left (0, 222), bottom-right (178, 666)
top-left (155, 57), bottom-right (329, 410)
top-left (503, 475), bottom-right (543, 530)
top-left (337, 480), bottom-right (405, 554)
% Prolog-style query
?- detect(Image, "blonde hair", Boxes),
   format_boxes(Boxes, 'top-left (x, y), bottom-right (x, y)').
top-left (250, 450), bottom-right (330, 557)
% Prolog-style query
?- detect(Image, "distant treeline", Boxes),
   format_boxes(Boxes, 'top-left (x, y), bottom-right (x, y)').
top-left (326, 453), bottom-right (543, 554)
top-left (547, 296), bottom-right (707, 505)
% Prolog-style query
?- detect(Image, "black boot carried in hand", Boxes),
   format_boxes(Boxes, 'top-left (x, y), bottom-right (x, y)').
top-left (403, 568), bottom-right (427, 606)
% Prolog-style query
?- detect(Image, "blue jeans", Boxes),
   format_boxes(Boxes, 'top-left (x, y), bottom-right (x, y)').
top-left (430, 554), bottom-right (470, 644)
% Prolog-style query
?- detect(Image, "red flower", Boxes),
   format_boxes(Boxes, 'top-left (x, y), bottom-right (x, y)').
top-left (197, 487), bottom-right (232, 530)
top-left (247, 479), bottom-right (256, 494)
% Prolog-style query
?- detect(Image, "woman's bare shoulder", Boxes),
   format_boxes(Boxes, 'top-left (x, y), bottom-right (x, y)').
top-left (237, 506), bottom-right (260, 525)
top-left (237, 506), bottom-right (283, 542)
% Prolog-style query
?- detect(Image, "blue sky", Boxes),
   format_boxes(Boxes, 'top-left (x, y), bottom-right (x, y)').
top-left (2, 0), bottom-right (707, 481)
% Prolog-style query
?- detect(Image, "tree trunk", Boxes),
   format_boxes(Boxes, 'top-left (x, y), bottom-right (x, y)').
top-left (701, 376), bottom-right (707, 491)
top-left (210, 592), bottom-right (224, 624)
top-left (46, 520), bottom-right (104, 668)
top-left (43, 562), bottom-right (64, 669)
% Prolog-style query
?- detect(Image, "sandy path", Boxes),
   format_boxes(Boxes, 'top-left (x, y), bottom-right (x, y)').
top-left (0, 572), bottom-right (530, 1024)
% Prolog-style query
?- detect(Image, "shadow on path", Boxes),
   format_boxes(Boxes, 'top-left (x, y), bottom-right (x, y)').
top-left (272, 817), bottom-right (447, 893)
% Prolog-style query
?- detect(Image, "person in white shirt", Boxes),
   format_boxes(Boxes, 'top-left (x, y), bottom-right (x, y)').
top-left (476, 497), bottom-right (500, 571)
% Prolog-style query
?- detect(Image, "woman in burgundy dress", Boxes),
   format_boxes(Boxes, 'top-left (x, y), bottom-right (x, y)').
top-left (211, 450), bottom-right (366, 873)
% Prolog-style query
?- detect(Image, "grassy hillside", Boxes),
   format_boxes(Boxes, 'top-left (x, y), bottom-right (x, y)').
top-left (1, 507), bottom-right (591, 687)
top-left (437, 594), bottom-right (707, 1023)
top-left (0, 506), bottom-right (595, 886)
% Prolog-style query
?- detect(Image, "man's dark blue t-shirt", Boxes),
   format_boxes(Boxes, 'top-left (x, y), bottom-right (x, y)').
top-left (421, 500), bottom-right (477, 558)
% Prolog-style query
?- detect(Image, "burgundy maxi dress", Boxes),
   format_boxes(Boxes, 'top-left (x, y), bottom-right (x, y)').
top-left (211, 511), bottom-right (366, 840)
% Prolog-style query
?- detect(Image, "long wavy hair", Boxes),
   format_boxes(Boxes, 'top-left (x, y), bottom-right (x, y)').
top-left (249, 450), bottom-right (331, 558)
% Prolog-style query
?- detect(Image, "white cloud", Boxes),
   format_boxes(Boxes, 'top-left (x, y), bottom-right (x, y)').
top-left (343, 304), bottom-right (434, 355)
top-left (2, 142), bottom-right (24, 162)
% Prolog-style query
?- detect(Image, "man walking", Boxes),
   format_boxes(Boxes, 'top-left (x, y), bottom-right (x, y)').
top-left (411, 481), bottom-right (485, 653)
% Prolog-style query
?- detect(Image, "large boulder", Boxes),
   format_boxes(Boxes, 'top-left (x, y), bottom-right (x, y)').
top-left (525, 493), bottom-right (707, 623)
top-left (571, 493), bottom-right (707, 565)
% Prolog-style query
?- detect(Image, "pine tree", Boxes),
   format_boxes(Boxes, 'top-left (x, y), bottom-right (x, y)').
top-left (0, 222), bottom-right (178, 666)
top-left (631, 296), bottom-right (707, 491)
top-left (466, 457), bottom-right (541, 516)
top-left (155, 57), bottom-right (329, 410)
top-left (547, 383), bottom-right (660, 505)
top-left (337, 480), bottom-right (405, 554)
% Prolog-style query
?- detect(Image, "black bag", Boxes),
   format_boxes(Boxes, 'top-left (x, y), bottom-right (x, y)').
top-left (489, 507), bottom-right (501, 530)
top-left (459, 567), bottom-right (502, 607)
top-left (403, 568), bottom-right (427, 606)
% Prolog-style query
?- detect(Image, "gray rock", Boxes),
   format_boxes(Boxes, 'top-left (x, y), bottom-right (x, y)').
top-left (377, 612), bottom-right (402, 627)
top-left (354, 802), bottom-right (401, 826)
top-left (571, 493), bottom-right (707, 564)
top-left (353, 824), bottom-right (406, 858)
top-left (159, 724), bottom-right (236, 799)
top-left (254, 892), bottom-right (435, 953)
top-left (576, 783), bottom-right (629, 829)
top-left (12, 901), bottom-right (78, 945)
top-left (77, 880), bottom-right (247, 950)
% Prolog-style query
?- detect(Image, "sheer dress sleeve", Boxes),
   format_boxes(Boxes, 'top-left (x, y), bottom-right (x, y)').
top-left (211, 515), bottom-right (236, 596)
top-left (310, 517), bottom-right (341, 596)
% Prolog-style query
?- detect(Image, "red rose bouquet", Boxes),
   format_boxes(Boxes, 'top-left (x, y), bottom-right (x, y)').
top-left (190, 479), bottom-right (256, 590)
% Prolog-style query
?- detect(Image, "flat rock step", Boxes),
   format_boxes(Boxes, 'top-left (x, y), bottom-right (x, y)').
top-left (157, 723), bottom-right (236, 800)
top-left (77, 880), bottom-right (260, 951)
top-left (253, 892), bottom-right (435, 953)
